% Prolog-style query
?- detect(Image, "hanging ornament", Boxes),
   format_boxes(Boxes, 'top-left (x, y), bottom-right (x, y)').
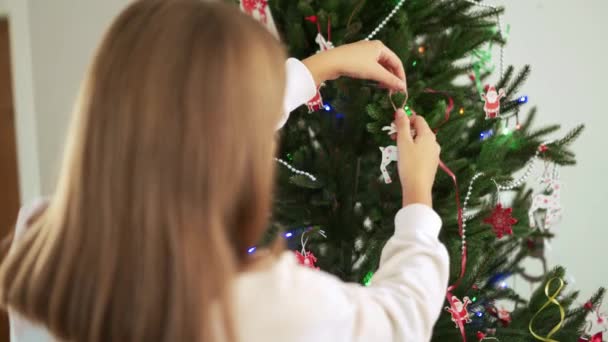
top-left (528, 164), bottom-right (562, 229)
top-left (239, 0), bottom-right (279, 39)
top-left (306, 88), bottom-right (325, 113)
top-left (295, 250), bottom-right (319, 269)
top-left (305, 15), bottom-right (334, 53)
top-left (497, 307), bottom-right (512, 327)
top-left (379, 146), bottom-right (398, 184)
top-left (482, 86), bottom-right (506, 119)
top-left (294, 228), bottom-right (326, 270)
top-left (483, 204), bottom-right (518, 238)
top-left (445, 296), bottom-right (473, 328)
top-left (578, 332), bottom-right (603, 342)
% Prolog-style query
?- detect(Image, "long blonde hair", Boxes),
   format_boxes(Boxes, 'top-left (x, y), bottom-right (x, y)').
top-left (0, 1), bottom-right (286, 340)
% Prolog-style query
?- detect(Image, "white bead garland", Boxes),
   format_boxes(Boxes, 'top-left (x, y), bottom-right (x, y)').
top-left (364, 0), bottom-right (407, 41)
top-left (274, 158), bottom-right (317, 182)
top-left (464, 0), bottom-right (505, 77)
top-left (462, 172), bottom-right (484, 252)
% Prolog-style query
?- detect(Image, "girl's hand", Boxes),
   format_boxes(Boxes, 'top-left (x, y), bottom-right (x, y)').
top-left (394, 110), bottom-right (440, 207)
top-left (302, 40), bottom-right (406, 91)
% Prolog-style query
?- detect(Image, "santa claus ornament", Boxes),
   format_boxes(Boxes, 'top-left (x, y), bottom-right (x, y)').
top-left (240, 0), bottom-right (279, 39)
top-left (482, 86), bottom-right (506, 119)
top-left (445, 296), bottom-right (473, 328)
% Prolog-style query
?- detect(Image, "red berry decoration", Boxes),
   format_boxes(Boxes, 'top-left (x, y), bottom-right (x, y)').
top-left (539, 144), bottom-right (548, 153)
top-left (484, 204), bottom-right (518, 238)
top-left (476, 331), bottom-right (486, 340)
top-left (584, 301), bottom-right (594, 311)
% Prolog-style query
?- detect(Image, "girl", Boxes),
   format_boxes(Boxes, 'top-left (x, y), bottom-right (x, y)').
top-left (0, 1), bottom-right (448, 341)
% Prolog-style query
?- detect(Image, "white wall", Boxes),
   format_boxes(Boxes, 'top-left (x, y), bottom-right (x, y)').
top-left (9, 0), bottom-right (129, 201)
top-left (490, 0), bottom-right (608, 300)
top-left (7, 0), bottom-right (607, 299)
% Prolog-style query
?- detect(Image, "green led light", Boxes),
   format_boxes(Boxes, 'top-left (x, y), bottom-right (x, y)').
top-left (412, 60), bottom-right (418, 67)
top-left (404, 105), bottom-right (413, 116)
top-left (287, 153), bottom-right (293, 161)
top-left (363, 271), bottom-right (374, 286)
top-left (472, 296), bottom-right (477, 302)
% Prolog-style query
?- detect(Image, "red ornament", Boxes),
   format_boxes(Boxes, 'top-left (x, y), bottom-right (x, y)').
top-left (497, 307), bottom-right (512, 326)
top-left (241, 0), bottom-right (269, 23)
top-left (483, 204), bottom-right (518, 238)
top-left (445, 296), bottom-right (472, 328)
top-left (585, 301), bottom-right (595, 311)
top-left (305, 15), bottom-right (318, 23)
top-left (306, 89), bottom-right (324, 113)
top-left (482, 86), bottom-right (506, 119)
top-left (539, 144), bottom-right (549, 153)
top-left (295, 250), bottom-right (319, 269)
top-left (579, 332), bottom-right (603, 342)
top-left (476, 331), bottom-right (487, 340)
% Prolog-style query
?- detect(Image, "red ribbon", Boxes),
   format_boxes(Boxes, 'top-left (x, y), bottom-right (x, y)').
top-left (424, 88), bottom-right (455, 132)
top-left (440, 159), bottom-right (467, 342)
top-left (410, 89), bottom-right (464, 340)
top-left (305, 15), bottom-right (331, 42)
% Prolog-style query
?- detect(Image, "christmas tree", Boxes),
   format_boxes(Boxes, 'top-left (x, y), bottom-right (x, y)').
top-left (240, 0), bottom-right (606, 340)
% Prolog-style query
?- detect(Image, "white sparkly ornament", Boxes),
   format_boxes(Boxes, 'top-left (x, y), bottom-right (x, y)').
top-left (352, 254), bottom-right (367, 271)
top-left (363, 217), bottom-right (373, 231)
top-left (528, 167), bottom-right (563, 229)
top-left (354, 237), bottom-right (364, 252)
top-left (482, 86), bottom-right (506, 119)
top-left (354, 202), bottom-right (362, 214)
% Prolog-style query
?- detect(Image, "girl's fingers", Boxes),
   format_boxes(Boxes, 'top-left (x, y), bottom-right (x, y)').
top-left (377, 44), bottom-right (406, 82)
top-left (395, 109), bottom-right (413, 146)
top-left (372, 64), bottom-right (406, 92)
top-left (412, 115), bottom-right (433, 137)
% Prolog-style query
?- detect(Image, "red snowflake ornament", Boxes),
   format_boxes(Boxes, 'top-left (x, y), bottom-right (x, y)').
top-left (484, 204), bottom-right (518, 238)
top-left (295, 250), bottom-right (319, 269)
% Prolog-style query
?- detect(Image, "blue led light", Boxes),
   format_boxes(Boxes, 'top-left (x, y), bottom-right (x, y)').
top-left (323, 104), bottom-right (332, 111)
top-left (285, 232), bottom-right (293, 238)
top-left (480, 129), bottom-right (494, 141)
top-left (518, 95), bottom-right (529, 104)
top-left (500, 281), bottom-right (508, 289)
top-left (476, 312), bottom-right (483, 317)
top-left (247, 247), bottom-right (257, 254)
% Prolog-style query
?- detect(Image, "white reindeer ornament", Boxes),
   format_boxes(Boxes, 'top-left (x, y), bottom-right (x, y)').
top-left (528, 167), bottom-right (563, 229)
top-left (378, 122), bottom-right (416, 184)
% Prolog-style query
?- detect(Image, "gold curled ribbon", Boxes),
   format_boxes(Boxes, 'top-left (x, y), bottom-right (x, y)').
top-left (529, 277), bottom-right (566, 341)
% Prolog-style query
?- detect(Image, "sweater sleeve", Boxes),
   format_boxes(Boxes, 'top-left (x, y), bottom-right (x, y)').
top-left (276, 58), bottom-right (317, 130)
top-left (259, 204), bottom-right (449, 342)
